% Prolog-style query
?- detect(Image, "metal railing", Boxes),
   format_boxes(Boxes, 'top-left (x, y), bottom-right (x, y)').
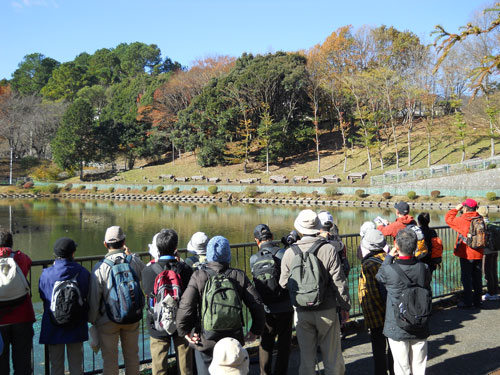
top-left (26, 226), bottom-right (467, 374)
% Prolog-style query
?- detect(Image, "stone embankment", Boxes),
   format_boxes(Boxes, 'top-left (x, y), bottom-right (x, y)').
top-left (1, 192), bottom-right (500, 212)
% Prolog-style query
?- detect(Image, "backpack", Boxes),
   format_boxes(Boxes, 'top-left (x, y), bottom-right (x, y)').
top-left (0, 253), bottom-right (29, 308)
top-left (103, 255), bottom-right (144, 324)
top-left (460, 216), bottom-right (487, 249)
top-left (430, 237), bottom-right (443, 263)
top-left (49, 273), bottom-right (86, 327)
top-left (392, 263), bottom-right (432, 332)
top-left (288, 240), bottom-right (329, 308)
top-left (201, 268), bottom-right (243, 340)
top-left (486, 223), bottom-right (500, 252)
top-left (150, 263), bottom-right (182, 335)
top-left (251, 247), bottom-right (286, 305)
top-left (406, 224), bottom-right (428, 260)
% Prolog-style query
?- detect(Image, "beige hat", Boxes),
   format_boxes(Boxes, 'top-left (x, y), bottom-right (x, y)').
top-left (104, 226), bottom-right (125, 244)
top-left (478, 206), bottom-right (489, 217)
top-left (294, 209), bottom-right (322, 235)
top-left (209, 337), bottom-right (249, 375)
top-left (187, 232), bottom-right (209, 255)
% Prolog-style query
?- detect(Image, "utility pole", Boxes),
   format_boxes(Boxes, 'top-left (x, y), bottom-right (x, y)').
top-left (9, 147), bottom-right (13, 185)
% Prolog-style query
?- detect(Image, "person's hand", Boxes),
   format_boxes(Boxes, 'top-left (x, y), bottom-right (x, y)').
top-left (185, 332), bottom-right (201, 345)
top-left (455, 203), bottom-right (463, 211)
top-left (244, 331), bottom-right (259, 343)
top-left (123, 245), bottom-right (131, 255)
top-left (341, 310), bottom-right (349, 324)
top-left (389, 246), bottom-right (398, 257)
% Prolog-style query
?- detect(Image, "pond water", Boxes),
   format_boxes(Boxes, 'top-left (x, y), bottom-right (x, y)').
top-left (1, 198), bottom-right (490, 260)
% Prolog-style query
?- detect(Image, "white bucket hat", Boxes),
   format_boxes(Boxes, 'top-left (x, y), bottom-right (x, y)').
top-left (208, 337), bottom-right (249, 375)
top-left (294, 209), bottom-right (322, 235)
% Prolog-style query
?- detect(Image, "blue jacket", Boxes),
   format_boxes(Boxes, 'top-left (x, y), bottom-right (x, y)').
top-left (39, 259), bottom-right (90, 344)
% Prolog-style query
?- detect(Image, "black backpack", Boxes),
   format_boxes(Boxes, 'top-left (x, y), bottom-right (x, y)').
top-left (251, 247), bottom-right (287, 305)
top-left (392, 263), bottom-right (431, 332)
top-left (49, 273), bottom-right (86, 327)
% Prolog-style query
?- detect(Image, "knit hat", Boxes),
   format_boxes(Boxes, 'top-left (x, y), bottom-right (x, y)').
top-left (394, 201), bottom-right (410, 215)
top-left (463, 198), bottom-right (478, 209)
top-left (478, 206), bottom-right (489, 217)
top-left (253, 224), bottom-right (272, 241)
top-left (187, 232), bottom-right (209, 255)
top-left (360, 221), bottom-right (376, 238)
top-left (209, 337), bottom-right (249, 375)
top-left (361, 229), bottom-right (386, 252)
top-left (294, 209), bottom-right (322, 235)
top-left (206, 236), bottom-right (231, 263)
top-left (54, 237), bottom-right (77, 258)
top-left (318, 211), bottom-right (334, 231)
top-left (104, 226), bottom-right (125, 244)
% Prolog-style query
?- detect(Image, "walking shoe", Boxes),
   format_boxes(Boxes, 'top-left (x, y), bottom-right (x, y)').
top-left (482, 293), bottom-right (500, 301)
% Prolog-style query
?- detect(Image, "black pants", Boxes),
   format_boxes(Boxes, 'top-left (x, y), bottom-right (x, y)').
top-left (460, 258), bottom-right (483, 306)
top-left (194, 349), bottom-right (212, 375)
top-left (0, 322), bottom-right (34, 375)
top-left (484, 253), bottom-right (499, 295)
top-left (259, 311), bottom-right (294, 375)
top-left (369, 326), bottom-right (394, 375)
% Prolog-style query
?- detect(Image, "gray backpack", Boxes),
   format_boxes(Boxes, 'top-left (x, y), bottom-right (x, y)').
top-left (287, 240), bottom-right (329, 308)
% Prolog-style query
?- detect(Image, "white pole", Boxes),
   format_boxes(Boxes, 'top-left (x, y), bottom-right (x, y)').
top-left (9, 147), bottom-right (13, 185)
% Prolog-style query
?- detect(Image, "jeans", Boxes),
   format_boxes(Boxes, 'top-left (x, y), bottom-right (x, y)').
top-left (459, 258), bottom-right (483, 306)
top-left (259, 311), bottom-right (293, 375)
top-left (0, 322), bottom-right (34, 375)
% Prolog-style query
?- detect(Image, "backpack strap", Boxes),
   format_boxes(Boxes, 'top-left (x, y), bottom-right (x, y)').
top-left (307, 239), bottom-right (328, 256)
top-left (392, 263), bottom-right (418, 287)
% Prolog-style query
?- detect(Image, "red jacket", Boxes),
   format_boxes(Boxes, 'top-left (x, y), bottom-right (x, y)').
top-left (445, 209), bottom-right (483, 260)
top-left (0, 248), bottom-right (36, 325)
top-left (377, 215), bottom-right (416, 238)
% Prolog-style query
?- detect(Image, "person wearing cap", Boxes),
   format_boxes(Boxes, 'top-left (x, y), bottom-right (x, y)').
top-left (39, 237), bottom-right (91, 375)
top-left (249, 224), bottom-right (293, 375)
top-left (358, 229), bottom-right (394, 375)
top-left (318, 210), bottom-right (350, 277)
top-left (184, 232), bottom-right (209, 269)
top-left (279, 209), bottom-right (350, 375)
top-left (358, 221), bottom-right (390, 260)
top-left (477, 207), bottom-right (500, 301)
top-left (445, 199), bottom-right (484, 308)
top-left (142, 229), bottom-right (194, 375)
top-left (88, 226), bottom-right (145, 374)
top-left (176, 235), bottom-right (265, 375)
top-left (0, 229), bottom-right (35, 375)
top-left (376, 201), bottom-right (417, 239)
top-left (208, 337), bottom-right (249, 375)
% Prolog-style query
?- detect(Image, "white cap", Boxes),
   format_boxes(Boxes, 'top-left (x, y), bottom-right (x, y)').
top-left (187, 232), bottom-right (209, 255)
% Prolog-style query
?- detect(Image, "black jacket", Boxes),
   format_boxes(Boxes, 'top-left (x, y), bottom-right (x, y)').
top-left (142, 258), bottom-right (193, 339)
top-left (376, 255), bottom-right (432, 341)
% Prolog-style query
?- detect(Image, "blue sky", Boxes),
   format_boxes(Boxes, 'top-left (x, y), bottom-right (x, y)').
top-left (0, 0), bottom-right (491, 80)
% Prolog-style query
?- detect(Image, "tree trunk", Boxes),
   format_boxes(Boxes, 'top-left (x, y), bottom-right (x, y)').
top-left (266, 146), bottom-right (269, 174)
top-left (491, 118), bottom-right (496, 157)
top-left (386, 94), bottom-right (399, 168)
top-left (79, 161), bottom-right (84, 180)
top-left (461, 140), bottom-right (466, 162)
top-left (364, 128), bottom-right (372, 171)
top-left (407, 128), bottom-right (412, 167)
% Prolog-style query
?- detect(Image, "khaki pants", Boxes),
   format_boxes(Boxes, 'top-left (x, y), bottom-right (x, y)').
top-left (150, 336), bottom-right (193, 375)
top-left (97, 321), bottom-right (140, 375)
top-left (388, 338), bottom-right (427, 375)
top-left (49, 343), bottom-right (83, 375)
top-left (295, 307), bottom-right (344, 375)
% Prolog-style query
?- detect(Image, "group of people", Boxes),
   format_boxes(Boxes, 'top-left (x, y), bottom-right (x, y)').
top-left (0, 197), bottom-right (497, 375)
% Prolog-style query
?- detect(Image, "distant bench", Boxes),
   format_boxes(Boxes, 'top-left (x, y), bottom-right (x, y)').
top-left (239, 178), bottom-right (261, 184)
top-left (174, 177), bottom-right (189, 182)
top-left (293, 176), bottom-right (308, 183)
top-left (322, 174), bottom-right (340, 183)
top-left (159, 174), bottom-right (174, 180)
top-left (308, 177), bottom-right (325, 184)
top-left (347, 172), bottom-right (367, 183)
top-left (191, 175), bottom-right (205, 181)
top-left (270, 175), bottom-right (288, 183)
top-left (207, 177), bottom-right (221, 183)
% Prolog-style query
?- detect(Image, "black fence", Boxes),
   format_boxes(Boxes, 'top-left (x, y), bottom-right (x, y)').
top-left (26, 226), bottom-right (466, 374)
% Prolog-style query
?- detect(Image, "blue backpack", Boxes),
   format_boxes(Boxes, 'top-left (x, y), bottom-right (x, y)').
top-left (103, 255), bottom-right (144, 324)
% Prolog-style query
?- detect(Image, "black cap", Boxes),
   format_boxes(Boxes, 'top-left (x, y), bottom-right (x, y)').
top-left (254, 224), bottom-right (272, 241)
top-left (54, 237), bottom-right (77, 258)
top-left (394, 201), bottom-right (410, 215)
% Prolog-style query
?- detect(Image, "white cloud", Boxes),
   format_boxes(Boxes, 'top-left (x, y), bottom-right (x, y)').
top-left (12, 0), bottom-right (59, 9)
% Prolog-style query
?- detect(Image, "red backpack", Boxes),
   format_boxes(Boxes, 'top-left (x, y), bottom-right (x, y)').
top-left (151, 263), bottom-right (183, 334)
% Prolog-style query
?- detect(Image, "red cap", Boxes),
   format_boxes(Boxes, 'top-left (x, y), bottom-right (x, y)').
top-left (462, 198), bottom-right (478, 208)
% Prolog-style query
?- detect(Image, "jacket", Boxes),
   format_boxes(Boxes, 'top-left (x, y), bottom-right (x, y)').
top-left (377, 215), bottom-right (416, 238)
top-left (142, 256), bottom-right (193, 339)
top-left (38, 259), bottom-right (90, 344)
top-left (358, 251), bottom-right (386, 329)
top-left (279, 235), bottom-right (351, 312)
top-left (376, 255), bottom-right (431, 341)
top-left (445, 209), bottom-right (483, 260)
top-left (0, 248), bottom-right (35, 326)
top-left (88, 250), bottom-right (145, 326)
top-left (176, 262), bottom-right (265, 353)
top-left (249, 241), bottom-right (293, 314)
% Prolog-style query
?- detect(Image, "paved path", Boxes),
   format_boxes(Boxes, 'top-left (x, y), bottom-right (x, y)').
top-left (249, 297), bottom-right (500, 374)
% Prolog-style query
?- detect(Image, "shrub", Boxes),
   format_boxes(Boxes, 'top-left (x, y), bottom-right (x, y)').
top-left (208, 186), bottom-right (218, 194)
top-left (312, 191), bottom-right (319, 198)
top-left (92, 186), bottom-right (98, 192)
top-left (172, 187), bottom-right (180, 194)
top-left (32, 188), bottom-right (41, 195)
top-left (126, 187), bottom-right (131, 192)
top-left (299, 192), bottom-right (307, 198)
top-left (79, 185), bottom-right (86, 190)
top-left (108, 187), bottom-right (115, 193)
top-left (244, 186), bottom-right (258, 198)
top-left (191, 187), bottom-right (198, 194)
top-left (16, 180), bottom-right (24, 187)
top-left (290, 191), bottom-right (297, 197)
top-left (486, 192), bottom-right (497, 201)
top-left (20, 156), bottom-right (39, 170)
top-left (430, 190), bottom-right (440, 198)
top-left (407, 191), bottom-right (417, 200)
top-left (64, 183), bottom-right (73, 192)
top-left (32, 164), bottom-right (63, 181)
top-left (382, 192), bottom-right (391, 200)
top-left (488, 163), bottom-right (497, 169)
top-left (23, 181), bottom-right (34, 189)
top-left (355, 189), bottom-right (365, 198)
top-left (47, 184), bottom-right (60, 194)
top-left (156, 186), bottom-right (164, 194)
top-left (325, 187), bottom-right (337, 197)
top-left (141, 186), bottom-right (148, 192)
